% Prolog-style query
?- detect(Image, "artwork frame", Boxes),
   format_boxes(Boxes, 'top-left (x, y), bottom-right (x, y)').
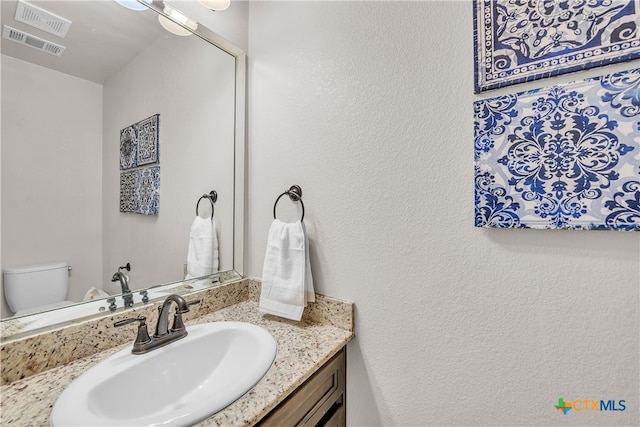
top-left (119, 166), bottom-right (160, 216)
top-left (119, 114), bottom-right (161, 215)
top-left (136, 114), bottom-right (160, 166)
top-left (473, 0), bottom-right (640, 92)
top-left (474, 68), bottom-right (640, 230)
top-left (119, 114), bottom-right (160, 170)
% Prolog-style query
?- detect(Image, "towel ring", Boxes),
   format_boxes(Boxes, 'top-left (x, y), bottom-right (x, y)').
top-left (273, 185), bottom-right (305, 222)
top-left (196, 190), bottom-right (217, 219)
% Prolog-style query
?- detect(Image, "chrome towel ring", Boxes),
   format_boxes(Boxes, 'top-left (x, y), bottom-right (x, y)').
top-left (196, 190), bottom-right (217, 219)
top-left (273, 185), bottom-right (305, 222)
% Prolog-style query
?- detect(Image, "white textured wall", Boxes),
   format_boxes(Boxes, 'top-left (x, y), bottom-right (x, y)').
top-left (1, 55), bottom-right (103, 311)
top-left (247, 1), bottom-right (639, 425)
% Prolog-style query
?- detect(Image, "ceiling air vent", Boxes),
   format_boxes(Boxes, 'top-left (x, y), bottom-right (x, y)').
top-left (14, 0), bottom-right (72, 38)
top-left (2, 26), bottom-right (66, 57)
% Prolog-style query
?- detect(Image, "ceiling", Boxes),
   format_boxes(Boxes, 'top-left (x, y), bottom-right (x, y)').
top-left (0, 0), bottom-right (167, 84)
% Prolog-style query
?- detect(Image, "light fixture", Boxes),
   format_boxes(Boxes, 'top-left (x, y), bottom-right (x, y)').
top-left (158, 5), bottom-right (197, 36)
top-left (197, 0), bottom-right (230, 11)
top-left (113, 0), bottom-right (151, 12)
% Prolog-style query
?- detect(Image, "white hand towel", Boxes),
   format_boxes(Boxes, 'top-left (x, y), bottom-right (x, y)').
top-left (302, 222), bottom-right (315, 304)
top-left (260, 219), bottom-right (314, 321)
top-left (185, 216), bottom-right (219, 279)
top-left (82, 287), bottom-right (110, 301)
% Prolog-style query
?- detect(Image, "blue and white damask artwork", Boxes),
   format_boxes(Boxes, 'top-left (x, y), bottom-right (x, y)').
top-left (119, 170), bottom-right (137, 213)
top-left (120, 125), bottom-right (137, 170)
top-left (473, 0), bottom-right (640, 92)
top-left (118, 114), bottom-right (161, 214)
top-left (136, 166), bottom-right (160, 216)
top-left (119, 114), bottom-right (160, 169)
top-left (474, 67), bottom-right (640, 230)
top-left (136, 114), bottom-right (160, 166)
top-left (119, 166), bottom-right (160, 216)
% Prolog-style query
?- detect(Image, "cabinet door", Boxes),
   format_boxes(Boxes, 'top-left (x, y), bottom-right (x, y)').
top-left (259, 348), bottom-right (346, 427)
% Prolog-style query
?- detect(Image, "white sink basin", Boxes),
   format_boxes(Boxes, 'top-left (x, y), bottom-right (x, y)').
top-left (50, 321), bottom-right (277, 426)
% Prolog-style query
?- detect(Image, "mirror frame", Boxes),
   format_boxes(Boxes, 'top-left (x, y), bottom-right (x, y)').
top-left (0, 0), bottom-right (246, 341)
top-left (147, 0), bottom-right (247, 274)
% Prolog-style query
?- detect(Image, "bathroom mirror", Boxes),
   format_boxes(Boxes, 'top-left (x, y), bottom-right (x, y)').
top-left (0, 0), bottom-right (245, 338)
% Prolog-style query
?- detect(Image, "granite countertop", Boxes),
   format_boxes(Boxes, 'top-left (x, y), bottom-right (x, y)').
top-left (0, 294), bottom-right (354, 426)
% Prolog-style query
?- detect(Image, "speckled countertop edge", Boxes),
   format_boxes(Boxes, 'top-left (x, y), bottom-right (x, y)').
top-left (1, 278), bottom-right (249, 385)
top-left (0, 283), bottom-right (354, 426)
top-left (192, 300), bottom-right (353, 426)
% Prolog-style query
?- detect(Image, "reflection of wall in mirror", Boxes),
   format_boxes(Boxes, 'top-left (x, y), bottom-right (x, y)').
top-left (102, 33), bottom-right (236, 296)
top-left (1, 34), bottom-right (236, 315)
top-left (1, 55), bottom-right (103, 315)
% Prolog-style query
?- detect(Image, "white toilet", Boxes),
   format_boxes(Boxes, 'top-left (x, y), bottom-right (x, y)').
top-left (3, 262), bottom-right (73, 316)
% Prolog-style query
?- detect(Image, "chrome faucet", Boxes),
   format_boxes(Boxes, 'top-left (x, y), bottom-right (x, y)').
top-left (111, 263), bottom-right (133, 307)
top-left (114, 294), bottom-right (200, 355)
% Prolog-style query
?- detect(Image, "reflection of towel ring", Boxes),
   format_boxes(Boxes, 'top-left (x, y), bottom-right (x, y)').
top-left (196, 190), bottom-right (217, 219)
top-left (273, 185), bottom-right (305, 222)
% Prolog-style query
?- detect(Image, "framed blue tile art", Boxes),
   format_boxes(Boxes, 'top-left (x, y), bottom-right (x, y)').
top-left (136, 114), bottom-right (160, 166)
top-left (119, 170), bottom-right (137, 213)
top-left (119, 166), bottom-right (160, 216)
top-left (474, 68), bottom-right (640, 230)
top-left (474, 0), bottom-right (640, 92)
top-left (120, 114), bottom-right (160, 170)
top-left (119, 125), bottom-right (137, 170)
top-left (136, 166), bottom-right (160, 216)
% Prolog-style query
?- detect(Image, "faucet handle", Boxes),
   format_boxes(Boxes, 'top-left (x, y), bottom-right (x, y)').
top-left (114, 316), bottom-right (152, 350)
top-left (170, 299), bottom-right (201, 333)
top-left (114, 316), bottom-right (146, 327)
top-left (187, 299), bottom-right (201, 309)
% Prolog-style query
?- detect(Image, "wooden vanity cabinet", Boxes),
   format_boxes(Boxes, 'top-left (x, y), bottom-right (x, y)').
top-left (258, 348), bottom-right (346, 427)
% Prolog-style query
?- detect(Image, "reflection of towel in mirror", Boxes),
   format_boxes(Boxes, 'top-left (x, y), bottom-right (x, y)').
top-left (185, 216), bottom-right (219, 279)
top-left (82, 287), bottom-right (110, 301)
top-left (259, 219), bottom-right (314, 321)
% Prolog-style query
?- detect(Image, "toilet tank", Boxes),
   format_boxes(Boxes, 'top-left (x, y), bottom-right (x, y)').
top-left (3, 262), bottom-right (69, 314)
